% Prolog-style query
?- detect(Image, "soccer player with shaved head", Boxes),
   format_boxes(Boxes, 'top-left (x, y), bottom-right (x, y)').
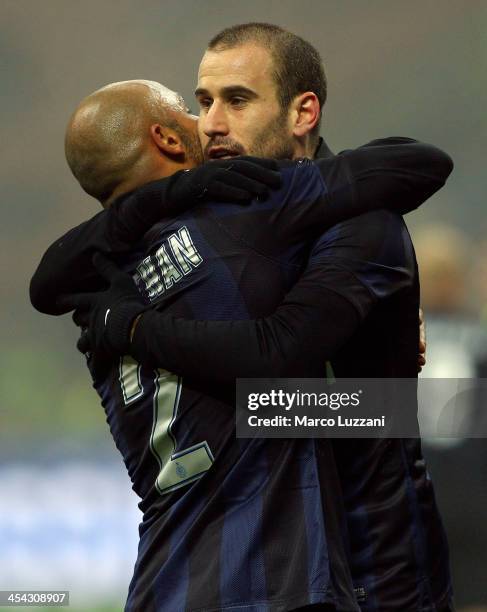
top-left (65, 80), bottom-right (202, 205)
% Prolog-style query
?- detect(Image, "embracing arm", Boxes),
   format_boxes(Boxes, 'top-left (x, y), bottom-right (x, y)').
top-left (130, 265), bottom-right (361, 381)
top-left (130, 210), bottom-right (414, 383)
top-left (30, 139), bottom-right (452, 315)
top-left (248, 137), bottom-right (453, 252)
top-left (314, 137), bottom-right (453, 227)
top-left (29, 178), bottom-right (185, 315)
top-left (29, 158), bottom-right (281, 315)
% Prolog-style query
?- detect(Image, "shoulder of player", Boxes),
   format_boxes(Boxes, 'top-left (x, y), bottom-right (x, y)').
top-left (353, 210), bottom-right (415, 271)
top-left (276, 158), bottom-right (323, 182)
top-left (275, 158), bottom-right (328, 202)
top-left (315, 210), bottom-right (415, 269)
top-left (352, 207), bottom-right (405, 230)
top-left (325, 209), bottom-right (407, 241)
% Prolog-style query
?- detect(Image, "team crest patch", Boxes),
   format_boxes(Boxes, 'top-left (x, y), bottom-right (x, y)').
top-left (354, 586), bottom-right (367, 602)
top-left (175, 462), bottom-right (187, 479)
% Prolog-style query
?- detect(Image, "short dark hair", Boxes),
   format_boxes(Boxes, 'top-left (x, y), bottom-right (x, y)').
top-left (208, 23), bottom-right (327, 140)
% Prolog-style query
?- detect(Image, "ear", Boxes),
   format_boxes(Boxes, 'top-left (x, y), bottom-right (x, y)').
top-left (289, 92), bottom-right (320, 138)
top-left (150, 124), bottom-right (185, 155)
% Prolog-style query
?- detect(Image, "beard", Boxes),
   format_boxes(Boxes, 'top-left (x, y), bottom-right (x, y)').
top-left (179, 125), bottom-right (205, 166)
top-left (248, 108), bottom-right (295, 160)
top-left (203, 108), bottom-right (295, 161)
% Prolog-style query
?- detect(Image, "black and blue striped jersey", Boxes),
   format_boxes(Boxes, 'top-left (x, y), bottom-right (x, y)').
top-left (95, 158), bottom-right (359, 612)
top-left (128, 139), bottom-right (455, 612)
top-left (30, 138), bottom-right (454, 612)
top-left (315, 140), bottom-right (453, 612)
top-left (130, 209), bottom-right (454, 612)
top-left (310, 212), bottom-right (454, 612)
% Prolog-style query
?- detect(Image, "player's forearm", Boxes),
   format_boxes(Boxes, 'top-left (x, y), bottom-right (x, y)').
top-left (353, 137), bottom-right (453, 212)
top-left (30, 211), bottom-right (114, 315)
top-left (31, 161), bottom-right (281, 315)
top-left (112, 158), bottom-right (282, 244)
top-left (29, 178), bottom-right (179, 315)
top-left (107, 174), bottom-right (182, 244)
top-left (130, 281), bottom-right (360, 384)
top-left (315, 138), bottom-right (453, 227)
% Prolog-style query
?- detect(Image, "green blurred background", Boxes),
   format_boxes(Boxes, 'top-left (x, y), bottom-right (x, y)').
top-left (1, 1), bottom-right (486, 610)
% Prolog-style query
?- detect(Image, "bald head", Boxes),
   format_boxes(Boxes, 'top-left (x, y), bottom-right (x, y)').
top-left (65, 80), bottom-right (201, 205)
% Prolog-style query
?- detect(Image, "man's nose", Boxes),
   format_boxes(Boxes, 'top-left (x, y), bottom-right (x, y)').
top-left (203, 101), bottom-right (229, 137)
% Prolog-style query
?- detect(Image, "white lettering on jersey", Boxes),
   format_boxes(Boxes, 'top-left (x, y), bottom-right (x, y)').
top-left (169, 226), bottom-right (203, 274)
top-left (136, 226), bottom-right (203, 300)
top-left (155, 244), bottom-right (182, 289)
top-left (136, 256), bottom-right (165, 300)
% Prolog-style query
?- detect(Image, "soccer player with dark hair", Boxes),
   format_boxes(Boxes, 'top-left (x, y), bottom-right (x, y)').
top-left (31, 24), bottom-right (454, 612)
top-left (207, 22), bottom-right (327, 150)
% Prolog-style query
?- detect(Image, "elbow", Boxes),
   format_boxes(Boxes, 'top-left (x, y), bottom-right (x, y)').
top-left (255, 318), bottom-right (312, 378)
top-left (435, 148), bottom-right (454, 183)
top-left (29, 275), bottom-right (47, 314)
top-left (29, 274), bottom-right (61, 315)
top-left (422, 143), bottom-right (454, 185)
top-left (404, 144), bottom-right (454, 212)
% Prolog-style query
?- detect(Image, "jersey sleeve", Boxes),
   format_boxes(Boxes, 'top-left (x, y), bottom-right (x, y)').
top-left (313, 137), bottom-right (453, 229)
top-left (130, 210), bottom-right (413, 382)
top-left (130, 270), bottom-right (360, 381)
top-left (237, 137), bottom-right (452, 254)
top-left (30, 138), bottom-right (451, 315)
top-left (306, 209), bottom-right (415, 318)
top-left (29, 176), bottom-right (180, 315)
top-left (30, 210), bottom-right (115, 315)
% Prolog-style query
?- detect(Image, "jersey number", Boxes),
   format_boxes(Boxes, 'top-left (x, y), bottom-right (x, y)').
top-left (119, 356), bottom-right (214, 495)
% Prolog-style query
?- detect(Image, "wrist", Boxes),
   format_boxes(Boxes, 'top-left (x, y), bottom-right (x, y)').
top-left (105, 301), bottom-right (146, 354)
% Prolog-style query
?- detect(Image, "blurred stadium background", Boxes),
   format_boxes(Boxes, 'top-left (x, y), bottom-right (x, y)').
top-left (1, 1), bottom-right (486, 609)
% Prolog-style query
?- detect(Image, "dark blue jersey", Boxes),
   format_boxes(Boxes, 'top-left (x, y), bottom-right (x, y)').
top-left (310, 212), bottom-right (453, 612)
top-left (133, 210), bottom-right (453, 612)
top-left (314, 142), bottom-right (453, 612)
top-left (29, 138), bottom-right (453, 612)
top-left (94, 159), bottom-right (360, 612)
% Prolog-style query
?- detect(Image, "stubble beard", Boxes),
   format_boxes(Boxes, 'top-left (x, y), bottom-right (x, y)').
top-left (180, 128), bottom-right (205, 166)
top-left (249, 108), bottom-right (295, 160)
top-left (202, 108), bottom-right (295, 162)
